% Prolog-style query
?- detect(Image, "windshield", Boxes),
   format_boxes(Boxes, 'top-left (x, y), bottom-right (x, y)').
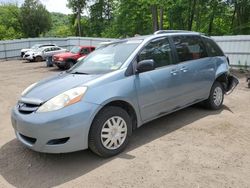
top-left (34, 48), bottom-right (44, 52)
top-left (70, 46), bottom-right (81, 54)
top-left (68, 40), bottom-right (142, 74)
top-left (31, 44), bottom-right (40, 50)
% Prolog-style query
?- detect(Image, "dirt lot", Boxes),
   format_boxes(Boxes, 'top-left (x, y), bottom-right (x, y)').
top-left (0, 60), bottom-right (249, 188)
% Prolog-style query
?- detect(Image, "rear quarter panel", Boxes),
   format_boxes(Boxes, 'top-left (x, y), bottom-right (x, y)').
top-left (215, 56), bottom-right (230, 78)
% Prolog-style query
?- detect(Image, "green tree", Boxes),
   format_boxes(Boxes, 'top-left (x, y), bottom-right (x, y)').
top-left (45, 13), bottom-right (73, 37)
top-left (20, 0), bottom-right (52, 37)
top-left (88, 0), bottom-right (114, 37)
top-left (103, 0), bottom-right (152, 37)
top-left (231, 0), bottom-right (250, 34)
top-left (67, 0), bottom-right (87, 36)
top-left (0, 3), bottom-right (23, 40)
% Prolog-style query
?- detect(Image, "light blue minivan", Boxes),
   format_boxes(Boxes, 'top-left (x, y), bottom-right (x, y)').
top-left (11, 31), bottom-right (238, 157)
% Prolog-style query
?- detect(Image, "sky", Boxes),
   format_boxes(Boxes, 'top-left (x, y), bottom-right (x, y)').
top-left (0, 0), bottom-right (72, 14)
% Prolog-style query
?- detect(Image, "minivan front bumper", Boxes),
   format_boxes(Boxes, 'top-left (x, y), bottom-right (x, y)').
top-left (11, 101), bottom-right (100, 153)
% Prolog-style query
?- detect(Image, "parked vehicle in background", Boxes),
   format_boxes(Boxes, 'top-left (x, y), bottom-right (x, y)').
top-left (11, 30), bottom-right (238, 157)
top-left (21, 44), bottom-right (56, 58)
top-left (52, 46), bottom-right (95, 69)
top-left (246, 73), bottom-right (250, 88)
top-left (23, 46), bottom-right (67, 62)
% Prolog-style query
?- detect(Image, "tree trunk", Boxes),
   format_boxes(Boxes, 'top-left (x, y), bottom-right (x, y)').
top-left (188, 0), bottom-right (197, 31)
top-left (231, 2), bottom-right (236, 33)
top-left (208, 14), bottom-right (214, 35)
top-left (77, 7), bottom-right (81, 36)
top-left (151, 5), bottom-right (159, 32)
top-left (169, 9), bottom-right (173, 29)
top-left (159, 7), bottom-right (164, 30)
top-left (195, 0), bottom-right (200, 31)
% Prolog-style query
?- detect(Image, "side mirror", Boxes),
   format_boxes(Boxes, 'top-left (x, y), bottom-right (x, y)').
top-left (136, 59), bottom-right (155, 73)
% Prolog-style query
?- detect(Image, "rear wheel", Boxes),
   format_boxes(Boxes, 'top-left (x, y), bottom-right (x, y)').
top-left (204, 81), bottom-right (224, 110)
top-left (89, 106), bottom-right (132, 157)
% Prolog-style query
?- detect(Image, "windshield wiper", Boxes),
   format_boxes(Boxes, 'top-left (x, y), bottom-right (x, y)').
top-left (70, 71), bottom-right (89, 75)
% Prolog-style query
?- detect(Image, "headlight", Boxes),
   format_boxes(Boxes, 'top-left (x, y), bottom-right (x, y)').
top-left (21, 82), bottom-right (38, 96)
top-left (59, 57), bottom-right (64, 61)
top-left (37, 87), bottom-right (87, 113)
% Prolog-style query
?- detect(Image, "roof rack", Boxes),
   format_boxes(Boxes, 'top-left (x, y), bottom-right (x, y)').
top-left (154, 30), bottom-right (199, 35)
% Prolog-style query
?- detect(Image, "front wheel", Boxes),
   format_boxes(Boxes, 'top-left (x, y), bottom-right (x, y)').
top-left (35, 56), bottom-right (43, 62)
top-left (89, 106), bottom-right (132, 157)
top-left (65, 61), bottom-right (74, 69)
top-left (204, 81), bottom-right (224, 110)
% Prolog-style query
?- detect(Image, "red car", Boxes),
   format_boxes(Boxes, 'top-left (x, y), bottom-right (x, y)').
top-left (53, 46), bottom-right (95, 69)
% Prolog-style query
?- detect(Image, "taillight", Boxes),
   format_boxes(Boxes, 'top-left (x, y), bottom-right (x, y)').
top-left (226, 56), bottom-right (230, 65)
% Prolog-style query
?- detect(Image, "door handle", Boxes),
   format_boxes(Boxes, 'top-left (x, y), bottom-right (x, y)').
top-left (180, 67), bottom-right (188, 73)
top-left (170, 69), bottom-right (178, 75)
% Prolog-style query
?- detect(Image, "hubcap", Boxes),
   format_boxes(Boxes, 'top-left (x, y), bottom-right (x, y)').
top-left (213, 87), bottom-right (223, 106)
top-left (101, 116), bottom-right (127, 150)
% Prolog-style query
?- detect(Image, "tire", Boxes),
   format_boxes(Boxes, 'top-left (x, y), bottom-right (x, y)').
top-left (89, 106), bottom-right (132, 158)
top-left (65, 61), bottom-right (74, 69)
top-left (204, 81), bottom-right (224, 110)
top-left (35, 56), bottom-right (43, 62)
top-left (56, 64), bottom-right (64, 70)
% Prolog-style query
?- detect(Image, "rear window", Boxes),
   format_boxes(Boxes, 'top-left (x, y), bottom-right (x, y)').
top-left (203, 37), bottom-right (224, 57)
top-left (80, 48), bottom-right (90, 55)
top-left (173, 35), bottom-right (208, 62)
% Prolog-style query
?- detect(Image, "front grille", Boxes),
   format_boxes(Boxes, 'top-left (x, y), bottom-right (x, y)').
top-left (18, 102), bottom-right (40, 114)
top-left (19, 133), bottom-right (37, 144)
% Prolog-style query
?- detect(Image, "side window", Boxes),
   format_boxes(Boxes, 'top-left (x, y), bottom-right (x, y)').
top-left (138, 38), bottom-right (173, 68)
top-left (53, 47), bottom-right (60, 51)
top-left (173, 36), bottom-right (208, 62)
top-left (81, 48), bottom-right (90, 55)
top-left (203, 38), bottom-right (224, 57)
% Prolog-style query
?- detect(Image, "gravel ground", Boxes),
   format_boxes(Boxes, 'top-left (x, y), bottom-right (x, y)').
top-left (0, 60), bottom-right (250, 188)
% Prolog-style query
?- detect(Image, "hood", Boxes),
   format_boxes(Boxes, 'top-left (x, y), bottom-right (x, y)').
top-left (53, 52), bottom-right (77, 59)
top-left (24, 72), bottom-right (101, 102)
top-left (21, 48), bottom-right (31, 52)
top-left (25, 50), bottom-right (42, 55)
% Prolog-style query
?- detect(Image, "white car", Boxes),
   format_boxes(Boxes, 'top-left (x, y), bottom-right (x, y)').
top-left (21, 44), bottom-right (56, 58)
top-left (23, 46), bottom-right (67, 62)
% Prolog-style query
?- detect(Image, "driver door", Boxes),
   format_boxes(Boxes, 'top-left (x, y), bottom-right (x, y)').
top-left (135, 37), bottom-right (182, 122)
